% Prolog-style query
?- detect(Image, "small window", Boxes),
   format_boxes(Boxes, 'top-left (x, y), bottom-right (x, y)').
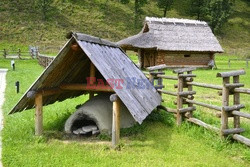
top-left (184, 54), bottom-right (191, 57)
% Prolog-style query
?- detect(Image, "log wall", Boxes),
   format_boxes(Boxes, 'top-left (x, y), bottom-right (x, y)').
top-left (140, 50), bottom-right (214, 68)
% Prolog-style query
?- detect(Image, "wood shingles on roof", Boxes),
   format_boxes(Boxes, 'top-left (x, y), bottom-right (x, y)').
top-left (10, 32), bottom-right (161, 124)
top-left (117, 17), bottom-right (224, 53)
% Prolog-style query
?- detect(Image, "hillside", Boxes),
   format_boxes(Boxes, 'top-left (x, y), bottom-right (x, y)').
top-left (0, 0), bottom-right (249, 54)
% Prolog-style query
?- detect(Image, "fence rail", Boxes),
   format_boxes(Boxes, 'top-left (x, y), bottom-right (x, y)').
top-left (228, 59), bottom-right (249, 68)
top-left (0, 48), bottom-right (37, 59)
top-left (147, 64), bottom-right (250, 147)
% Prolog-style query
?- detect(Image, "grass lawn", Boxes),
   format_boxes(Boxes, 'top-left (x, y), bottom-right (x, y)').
top-left (0, 55), bottom-right (250, 166)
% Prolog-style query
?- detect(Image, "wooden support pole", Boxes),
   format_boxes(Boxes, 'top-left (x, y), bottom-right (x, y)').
top-left (35, 93), bottom-right (43, 136)
top-left (3, 49), bottom-right (7, 58)
top-left (110, 94), bottom-right (121, 148)
top-left (177, 73), bottom-right (184, 126)
top-left (187, 71), bottom-right (194, 118)
top-left (221, 77), bottom-right (230, 137)
top-left (18, 48), bottom-right (21, 59)
top-left (157, 69), bottom-right (163, 97)
top-left (89, 62), bottom-right (96, 99)
top-left (233, 75), bottom-right (241, 128)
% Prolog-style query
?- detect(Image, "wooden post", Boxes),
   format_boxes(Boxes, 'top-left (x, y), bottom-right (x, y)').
top-left (110, 94), bottom-right (121, 148)
top-left (177, 73), bottom-right (184, 126)
top-left (3, 49), bottom-right (7, 58)
top-left (89, 62), bottom-right (96, 99)
top-left (30, 49), bottom-right (34, 59)
top-left (35, 93), bottom-right (43, 135)
top-left (149, 73), bottom-right (154, 85)
top-left (233, 75), bottom-right (240, 128)
top-left (138, 49), bottom-right (142, 69)
top-left (158, 69), bottom-right (163, 87)
top-left (18, 48), bottom-right (21, 59)
top-left (187, 71), bottom-right (193, 118)
top-left (221, 77), bottom-right (230, 137)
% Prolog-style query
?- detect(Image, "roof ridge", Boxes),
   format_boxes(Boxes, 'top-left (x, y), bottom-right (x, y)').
top-left (68, 32), bottom-right (118, 47)
top-left (145, 17), bottom-right (207, 26)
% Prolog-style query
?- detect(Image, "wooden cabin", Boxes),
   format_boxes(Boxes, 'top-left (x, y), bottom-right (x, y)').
top-left (10, 32), bottom-right (161, 146)
top-left (117, 17), bottom-right (224, 69)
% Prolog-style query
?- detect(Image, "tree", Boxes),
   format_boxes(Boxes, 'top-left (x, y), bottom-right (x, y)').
top-left (119, 0), bottom-right (148, 27)
top-left (188, 0), bottom-right (209, 20)
top-left (156, 0), bottom-right (174, 17)
top-left (36, 0), bottom-right (53, 21)
top-left (208, 0), bottom-right (234, 33)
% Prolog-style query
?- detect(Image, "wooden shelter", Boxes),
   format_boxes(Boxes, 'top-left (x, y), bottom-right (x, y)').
top-left (117, 17), bottom-right (224, 69)
top-left (9, 32), bottom-right (161, 146)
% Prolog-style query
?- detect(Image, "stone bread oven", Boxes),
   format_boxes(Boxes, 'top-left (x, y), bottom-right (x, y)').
top-left (64, 94), bottom-right (136, 135)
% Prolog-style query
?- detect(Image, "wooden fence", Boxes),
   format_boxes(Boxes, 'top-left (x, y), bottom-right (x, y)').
top-left (228, 59), bottom-right (249, 68)
top-left (37, 54), bottom-right (55, 68)
top-left (145, 65), bottom-right (250, 147)
top-left (0, 48), bottom-right (37, 59)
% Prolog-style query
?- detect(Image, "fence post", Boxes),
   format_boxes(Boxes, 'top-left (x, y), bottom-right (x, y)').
top-left (18, 48), bottom-right (21, 59)
top-left (187, 71), bottom-right (194, 118)
top-left (30, 49), bottom-right (34, 59)
top-left (177, 73), bottom-right (184, 126)
top-left (3, 49), bottom-right (7, 58)
top-left (233, 76), bottom-right (240, 128)
top-left (221, 77), bottom-right (230, 137)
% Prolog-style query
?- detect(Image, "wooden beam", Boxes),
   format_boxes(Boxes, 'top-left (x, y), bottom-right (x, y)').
top-left (222, 128), bottom-right (245, 135)
top-left (157, 105), bottom-right (177, 113)
top-left (35, 93), bottom-right (43, 136)
top-left (173, 67), bottom-right (196, 74)
top-left (60, 84), bottom-right (114, 92)
top-left (178, 74), bottom-right (196, 78)
top-left (186, 82), bottom-right (223, 90)
top-left (147, 64), bottom-right (168, 71)
top-left (178, 91), bottom-right (196, 97)
top-left (111, 94), bottom-right (121, 148)
top-left (157, 74), bottom-right (178, 80)
top-left (89, 62), bottom-right (96, 99)
top-left (223, 104), bottom-right (245, 112)
top-left (234, 88), bottom-right (250, 95)
top-left (232, 111), bottom-right (250, 119)
top-left (225, 83), bottom-right (244, 88)
top-left (233, 134), bottom-right (250, 147)
top-left (216, 70), bottom-right (245, 78)
top-left (157, 89), bottom-right (177, 96)
top-left (178, 106), bottom-right (196, 113)
top-left (187, 118), bottom-right (220, 133)
top-left (185, 99), bottom-right (222, 111)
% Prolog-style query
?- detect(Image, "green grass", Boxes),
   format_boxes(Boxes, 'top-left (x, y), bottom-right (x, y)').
top-left (1, 56), bottom-right (250, 166)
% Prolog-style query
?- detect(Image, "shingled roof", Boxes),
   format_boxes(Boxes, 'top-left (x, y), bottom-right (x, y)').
top-left (117, 17), bottom-right (223, 53)
top-left (10, 32), bottom-right (161, 124)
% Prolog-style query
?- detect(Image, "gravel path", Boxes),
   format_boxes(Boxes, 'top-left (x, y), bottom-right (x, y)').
top-left (0, 69), bottom-right (8, 167)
